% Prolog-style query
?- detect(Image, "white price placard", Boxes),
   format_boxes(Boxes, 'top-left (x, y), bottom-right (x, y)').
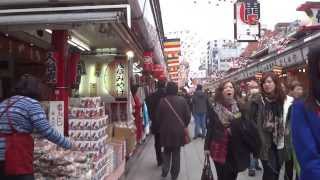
top-left (49, 101), bottom-right (64, 134)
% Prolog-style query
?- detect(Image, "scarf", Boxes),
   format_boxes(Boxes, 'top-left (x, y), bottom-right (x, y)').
top-left (261, 96), bottom-right (285, 149)
top-left (213, 100), bottom-right (240, 127)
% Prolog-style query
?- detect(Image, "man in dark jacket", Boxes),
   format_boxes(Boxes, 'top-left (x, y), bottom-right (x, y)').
top-left (192, 84), bottom-right (209, 139)
top-left (145, 80), bottom-right (166, 166)
top-left (156, 82), bottom-right (191, 180)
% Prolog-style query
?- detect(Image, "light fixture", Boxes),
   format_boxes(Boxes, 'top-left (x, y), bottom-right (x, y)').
top-left (45, 29), bottom-right (91, 52)
top-left (126, 51), bottom-right (134, 59)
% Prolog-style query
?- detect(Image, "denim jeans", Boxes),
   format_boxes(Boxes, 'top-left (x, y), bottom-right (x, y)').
top-left (249, 154), bottom-right (259, 170)
top-left (194, 113), bottom-right (206, 137)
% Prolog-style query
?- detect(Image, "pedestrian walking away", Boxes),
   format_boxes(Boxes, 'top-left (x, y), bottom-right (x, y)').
top-left (156, 82), bottom-right (191, 180)
top-left (145, 80), bottom-right (167, 166)
top-left (192, 84), bottom-right (209, 139)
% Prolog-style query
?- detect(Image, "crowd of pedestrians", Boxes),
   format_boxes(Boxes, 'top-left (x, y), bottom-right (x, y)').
top-left (144, 46), bottom-right (320, 180)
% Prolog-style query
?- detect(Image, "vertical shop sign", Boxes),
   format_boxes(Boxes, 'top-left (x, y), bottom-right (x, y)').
top-left (49, 101), bottom-right (64, 134)
top-left (234, 0), bottom-right (261, 42)
top-left (75, 61), bottom-right (86, 88)
top-left (46, 52), bottom-right (57, 84)
top-left (116, 63), bottom-right (126, 97)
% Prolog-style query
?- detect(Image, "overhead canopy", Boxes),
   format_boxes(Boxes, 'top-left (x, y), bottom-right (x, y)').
top-left (0, 3), bottom-right (146, 61)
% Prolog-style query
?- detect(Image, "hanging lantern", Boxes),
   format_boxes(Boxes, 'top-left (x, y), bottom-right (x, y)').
top-left (152, 64), bottom-right (164, 78)
top-left (272, 66), bottom-right (283, 76)
top-left (143, 61), bottom-right (153, 72)
top-left (143, 51), bottom-right (153, 73)
top-left (158, 74), bottom-right (167, 81)
top-left (255, 72), bottom-right (263, 81)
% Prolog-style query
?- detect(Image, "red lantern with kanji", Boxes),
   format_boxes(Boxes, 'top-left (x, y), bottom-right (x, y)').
top-left (143, 61), bottom-right (153, 72)
top-left (143, 51), bottom-right (153, 73)
top-left (158, 74), bottom-right (167, 81)
top-left (152, 64), bottom-right (164, 78)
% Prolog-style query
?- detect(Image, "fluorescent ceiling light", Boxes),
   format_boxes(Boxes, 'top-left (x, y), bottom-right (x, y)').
top-left (70, 36), bottom-right (91, 51)
top-left (45, 29), bottom-right (90, 52)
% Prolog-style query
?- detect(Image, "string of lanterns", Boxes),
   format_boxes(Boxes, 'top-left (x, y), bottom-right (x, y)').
top-left (192, 0), bottom-right (237, 6)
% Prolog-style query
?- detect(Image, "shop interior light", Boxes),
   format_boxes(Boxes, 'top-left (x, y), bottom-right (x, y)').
top-left (126, 51), bottom-right (134, 59)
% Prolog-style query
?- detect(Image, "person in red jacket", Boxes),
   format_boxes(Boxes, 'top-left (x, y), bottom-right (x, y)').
top-left (131, 85), bottom-right (143, 144)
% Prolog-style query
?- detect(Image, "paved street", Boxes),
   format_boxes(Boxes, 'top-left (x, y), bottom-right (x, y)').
top-left (124, 120), bottom-right (288, 180)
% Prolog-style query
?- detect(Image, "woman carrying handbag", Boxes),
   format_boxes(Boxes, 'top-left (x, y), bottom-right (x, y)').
top-left (201, 154), bottom-right (214, 180)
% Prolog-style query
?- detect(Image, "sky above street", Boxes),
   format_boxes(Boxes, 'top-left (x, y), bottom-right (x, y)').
top-left (160, 0), bottom-right (309, 40)
top-left (160, 0), bottom-right (309, 75)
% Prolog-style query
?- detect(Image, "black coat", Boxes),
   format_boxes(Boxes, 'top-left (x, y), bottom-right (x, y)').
top-left (156, 95), bottom-right (191, 147)
top-left (145, 88), bottom-right (166, 133)
top-left (204, 104), bottom-right (261, 172)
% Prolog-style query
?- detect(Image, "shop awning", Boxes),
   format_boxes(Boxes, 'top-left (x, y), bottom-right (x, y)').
top-left (0, 5), bottom-right (131, 28)
top-left (0, 4), bottom-right (148, 61)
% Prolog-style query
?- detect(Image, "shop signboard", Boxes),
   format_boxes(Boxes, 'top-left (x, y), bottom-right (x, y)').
top-left (234, 0), bottom-right (261, 42)
top-left (48, 101), bottom-right (64, 134)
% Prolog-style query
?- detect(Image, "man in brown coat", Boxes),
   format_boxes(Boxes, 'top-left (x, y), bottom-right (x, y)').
top-left (156, 82), bottom-right (191, 180)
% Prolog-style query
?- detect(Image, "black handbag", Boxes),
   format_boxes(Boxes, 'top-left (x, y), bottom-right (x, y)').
top-left (201, 154), bottom-right (214, 180)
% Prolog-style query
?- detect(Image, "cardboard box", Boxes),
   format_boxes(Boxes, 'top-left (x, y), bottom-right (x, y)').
top-left (113, 127), bottom-right (136, 157)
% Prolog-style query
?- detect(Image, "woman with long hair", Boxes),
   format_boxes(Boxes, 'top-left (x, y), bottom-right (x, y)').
top-left (205, 81), bottom-right (260, 180)
top-left (291, 47), bottom-right (320, 180)
top-left (250, 72), bottom-right (286, 180)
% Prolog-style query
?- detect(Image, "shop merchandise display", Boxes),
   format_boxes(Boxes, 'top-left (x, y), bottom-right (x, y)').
top-left (35, 97), bottom-right (126, 180)
top-left (69, 97), bottom-right (111, 179)
top-left (34, 139), bottom-right (93, 180)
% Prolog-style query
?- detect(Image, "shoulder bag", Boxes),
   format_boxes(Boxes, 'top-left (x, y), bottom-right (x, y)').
top-left (164, 98), bottom-right (191, 145)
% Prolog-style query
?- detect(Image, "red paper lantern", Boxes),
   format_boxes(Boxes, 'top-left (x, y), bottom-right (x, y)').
top-left (152, 64), bottom-right (164, 77)
top-left (143, 61), bottom-right (153, 72)
top-left (158, 74), bottom-right (167, 81)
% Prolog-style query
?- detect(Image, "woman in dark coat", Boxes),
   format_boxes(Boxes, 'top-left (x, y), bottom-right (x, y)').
top-left (249, 72), bottom-right (286, 180)
top-left (204, 81), bottom-right (260, 180)
top-left (156, 82), bottom-right (191, 180)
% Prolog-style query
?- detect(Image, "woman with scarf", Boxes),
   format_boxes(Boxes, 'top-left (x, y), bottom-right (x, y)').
top-left (204, 81), bottom-right (260, 180)
top-left (291, 47), bottom-right (320, 180)
top-left (250, 72), bottom-right (286, 180)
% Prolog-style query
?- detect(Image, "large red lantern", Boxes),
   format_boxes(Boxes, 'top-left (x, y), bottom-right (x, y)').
top-left (143, 51), bottom-right (153, 73)
top-left (158, 74), bottom-right (167, 81)
top-left (143, 61), bottom-right (153, 72)
top-left (152, 64), bottom-right (164, 78)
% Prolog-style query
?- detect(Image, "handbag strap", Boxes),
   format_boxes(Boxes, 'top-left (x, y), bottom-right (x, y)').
top-left (164, 98), bottom-right (186, 128)
top-left (205, 154), bottom-right (211, 168)
top-left (0, 97), bottom-right (26, 133)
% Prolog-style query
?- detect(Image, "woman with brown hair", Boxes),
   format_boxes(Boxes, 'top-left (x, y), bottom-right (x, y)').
top-left (250, 72), bottom-right (286, 180)
top-left (291, 46), bottom-right (320, 180)
top-left (204, 81), bottom-right (260, 180)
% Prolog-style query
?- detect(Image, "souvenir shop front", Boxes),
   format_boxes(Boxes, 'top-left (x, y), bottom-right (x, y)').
top-left (0, 1), bottom-right (165, 179)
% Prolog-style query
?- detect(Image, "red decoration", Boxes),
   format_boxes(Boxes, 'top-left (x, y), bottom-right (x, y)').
top-left (152, 64), bottom-right (164, 78)
top-left (143, 61), bottom-right (153, 72)
top-left (158, 74), bottom-right (167, 81)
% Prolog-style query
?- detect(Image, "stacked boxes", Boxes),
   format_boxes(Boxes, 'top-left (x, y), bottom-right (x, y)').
top-left (69, 97), bottom-right (110, 179)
